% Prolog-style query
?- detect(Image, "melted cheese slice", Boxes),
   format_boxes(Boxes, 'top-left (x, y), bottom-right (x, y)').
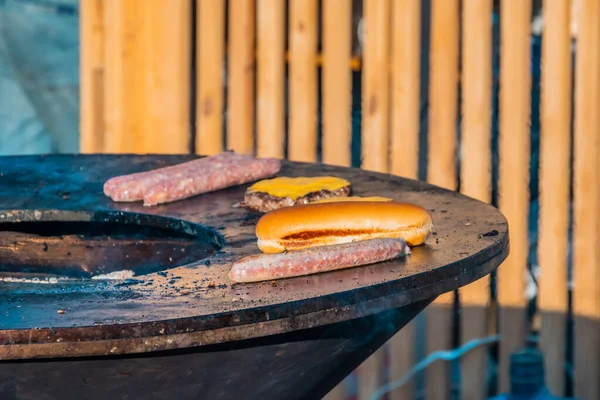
top-left (311, 196), bottom-right (392, 204)
top-left (246, 176), bottom-right (350, 200)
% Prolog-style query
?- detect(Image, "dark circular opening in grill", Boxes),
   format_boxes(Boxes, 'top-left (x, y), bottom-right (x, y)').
top-left (0, 210), bottom-right (222, 281)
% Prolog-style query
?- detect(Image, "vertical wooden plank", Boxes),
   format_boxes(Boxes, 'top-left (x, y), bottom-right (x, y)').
top-left (197, 0), bottom-right (226, 155)
top-left (80, 0), bottom-right (105, 153)
top-left (103, 0), bottom-right (191, 154)
top-left (572, 1), bottom-right (600, 399)
top-left (460, 0), bottom-right (492, 205)
top-left (427, 0), bottom-right (459, 190)
top-left (388, 322), bottom-right (416, 400)
top-left (143, 0), bottom-right (191, 154)
top-left (227, 0), bottom-right (256, 155)
top-left (570, 0), bottom-right (581, 39)
top-left (288, 0), bottom-right (318, 162)
top-left (256, 0), bottom-right (286, 158)
top-left (389, 0), bottom-right (421, 179)
top-left (103, 0), bottom-right (145, 153)
top-left (387, 2), bottom-right (420, 399)
top-left (426, 0), bottom-right (459, 398)
top-left (497, 0), bottom-right (532, 393)
top-left (357, 349), bottom-right (386, 400)
top-left (361, 0), bottom-right (391, 173)
top-left (538, 0), bottom-right (572, 396)
top-left (425, 301), bottom-right (454, 400)
top-left (322, 0), bottom-right (352, 166)
top-left (322, 384), bottom-right (346, 400)
top-left (459, 1), bottom-right (493, 399)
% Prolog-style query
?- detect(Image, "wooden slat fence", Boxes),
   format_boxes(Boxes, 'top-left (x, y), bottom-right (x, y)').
top-left (460, 1), bottom-right (493, 398)
top-left (197, 0), bottom-right (225, 155)
top-left (571, 1), bottom-right (600, 399)
top-left (80, 1), bottom-right (600, 399)
top-left (538, 0), bottom-right (571, 396)
top-left (497, 0), bottom-right (532, 393)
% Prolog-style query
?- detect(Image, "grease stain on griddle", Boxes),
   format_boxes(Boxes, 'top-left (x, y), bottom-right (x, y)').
top-left (480, 230), bottom-right (499, 238)
top-left (240, 211), bottom-right (262, 227)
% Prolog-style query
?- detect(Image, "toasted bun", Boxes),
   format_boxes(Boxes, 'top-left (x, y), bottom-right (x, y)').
top-left (255, 201), bottom-right (433, 253)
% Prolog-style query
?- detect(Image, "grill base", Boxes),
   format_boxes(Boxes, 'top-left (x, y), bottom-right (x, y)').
top-left (0, 300), bottom-right (431, 400)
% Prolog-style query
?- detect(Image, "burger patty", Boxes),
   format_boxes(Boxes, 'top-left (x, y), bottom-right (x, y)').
top-left (243, 185), bottom-right (351, 213)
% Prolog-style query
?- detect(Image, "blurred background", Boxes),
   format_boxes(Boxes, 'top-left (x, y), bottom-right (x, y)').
top-left (0, 0), bottom-right (80, 154)
top-left (0, 0), bottom-right (597, 399)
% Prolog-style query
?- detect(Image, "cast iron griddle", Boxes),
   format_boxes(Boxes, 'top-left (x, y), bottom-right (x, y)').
top-left (0, 154), bottom-right (508, 360)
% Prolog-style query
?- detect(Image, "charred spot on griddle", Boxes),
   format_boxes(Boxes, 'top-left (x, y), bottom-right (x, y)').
top-left (116, 279), bottom-right (143, 287)
top-left (481, 229), bottom-right (499, 237)
top-left (240, 211), bottom-right (262, 227)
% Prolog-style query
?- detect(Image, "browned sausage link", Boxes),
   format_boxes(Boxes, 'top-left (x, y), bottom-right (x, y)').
top-left (104, 152), bottom-right (281, 204)
top-left (104, 153), bottom-right (237, 201)
top-left (142, 155), bottom-right (282, 206)
top-left (104, 152), bottom-right (246, 202)
top-left (104, 171), bottom-right (175, 202)
top-left (229, 238), bottom-right (410, 283)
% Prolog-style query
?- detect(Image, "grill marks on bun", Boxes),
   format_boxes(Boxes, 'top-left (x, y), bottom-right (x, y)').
top-left (281, 229), bottom-right (381, 240)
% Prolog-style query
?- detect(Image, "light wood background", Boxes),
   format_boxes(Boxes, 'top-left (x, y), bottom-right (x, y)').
top-left (80, 1), bottom-right (599, 399)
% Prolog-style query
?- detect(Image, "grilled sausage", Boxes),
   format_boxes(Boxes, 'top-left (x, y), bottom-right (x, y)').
top-left (104, 152), bottom-right (282, 206)
top-left (228, 238), bottom-right (411, 283)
